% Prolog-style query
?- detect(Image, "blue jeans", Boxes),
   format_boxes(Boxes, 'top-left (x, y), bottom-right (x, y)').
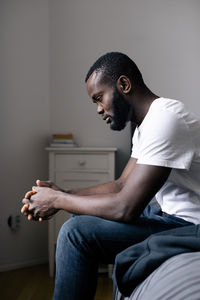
top-left (53, 204), bottom-right (192, 300)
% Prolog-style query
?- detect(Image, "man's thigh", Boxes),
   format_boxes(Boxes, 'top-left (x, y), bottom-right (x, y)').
top-left (64, 212), bottom-right (181, 264)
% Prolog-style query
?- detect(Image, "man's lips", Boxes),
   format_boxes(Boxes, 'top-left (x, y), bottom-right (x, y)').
top-left (103, 115), bottom-right (112, 124)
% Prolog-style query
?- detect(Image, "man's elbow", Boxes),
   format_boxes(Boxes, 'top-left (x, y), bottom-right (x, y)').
top-left (119, 210), bottom-right (140, 223)
top-left (114, 196), bottom-right (141, 223)
top-left (115, 211), bottom-right (139, 223)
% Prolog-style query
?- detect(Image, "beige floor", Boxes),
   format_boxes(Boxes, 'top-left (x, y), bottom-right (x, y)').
top-left (0, 264), bottom-right (113, 300)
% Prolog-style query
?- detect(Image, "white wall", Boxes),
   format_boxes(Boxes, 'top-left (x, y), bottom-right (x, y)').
top-left (49, 0), bottom-right (200, 176)
top-left (0, 0), bottom-right (50, 270)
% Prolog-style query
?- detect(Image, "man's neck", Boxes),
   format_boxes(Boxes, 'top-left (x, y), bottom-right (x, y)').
top-left (129, 88), bottom-right (159, 126)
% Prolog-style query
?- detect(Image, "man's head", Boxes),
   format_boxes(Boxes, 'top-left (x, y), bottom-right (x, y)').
top-left (85, 52), bottom-right (144, 131)
top-left (85, 52), bottom-right (144, 86)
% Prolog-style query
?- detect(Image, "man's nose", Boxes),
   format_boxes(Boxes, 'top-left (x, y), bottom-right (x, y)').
top-left (97, 104), bottom-right (104, 114)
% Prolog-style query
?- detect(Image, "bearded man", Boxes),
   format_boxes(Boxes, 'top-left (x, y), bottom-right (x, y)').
top-left (21, 52), bottom-right (200, 300)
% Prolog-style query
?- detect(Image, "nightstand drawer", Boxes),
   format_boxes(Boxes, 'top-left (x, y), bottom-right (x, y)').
top-left (55, 153), bottom-right (109, 171)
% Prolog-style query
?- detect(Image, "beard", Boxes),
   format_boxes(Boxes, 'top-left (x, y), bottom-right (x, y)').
top-left (110, 88), bottom-right (131, 131)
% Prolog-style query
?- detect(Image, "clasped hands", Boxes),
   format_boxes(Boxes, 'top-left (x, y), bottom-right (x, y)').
top-left (21, 180), bottom-right (61, 221)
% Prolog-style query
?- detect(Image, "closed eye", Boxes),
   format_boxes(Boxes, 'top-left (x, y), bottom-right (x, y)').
top-left (96, 95), bottom-right (102, 101)
top-left (92, 94), bottom-right (102, 103)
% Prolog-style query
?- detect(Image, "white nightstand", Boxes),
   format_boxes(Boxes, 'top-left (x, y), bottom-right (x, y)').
top-left (46, 147), bottom-right (117, 277)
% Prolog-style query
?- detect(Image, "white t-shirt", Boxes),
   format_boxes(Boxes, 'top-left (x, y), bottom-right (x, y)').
top-left (131, 97), bottom-right (200, 224)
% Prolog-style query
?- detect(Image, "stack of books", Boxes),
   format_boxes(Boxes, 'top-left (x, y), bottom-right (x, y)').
top-left (50, 133), bottom-right (77, 147)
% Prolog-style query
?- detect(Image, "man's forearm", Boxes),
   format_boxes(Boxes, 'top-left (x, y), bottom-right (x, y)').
top-left (54, 191), bottom-right (124, 221)
top-left (67, 179), bottom-right (123, 196)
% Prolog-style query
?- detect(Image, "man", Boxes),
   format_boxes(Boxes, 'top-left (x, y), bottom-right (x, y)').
top-left (21, 52), bottom-right (200, 300)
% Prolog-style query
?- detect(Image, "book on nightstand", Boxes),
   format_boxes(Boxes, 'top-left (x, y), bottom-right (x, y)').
top-left (50, 133), bottom-right (77, 147)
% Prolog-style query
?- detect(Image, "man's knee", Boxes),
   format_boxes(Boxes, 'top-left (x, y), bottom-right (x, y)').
top-left (58, 215), bottom-right (97, 237)
top-left (56, 215), bottom-right (101, 254)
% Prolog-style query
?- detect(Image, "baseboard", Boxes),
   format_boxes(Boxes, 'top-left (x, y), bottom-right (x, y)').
top-left (0, 257), bottom-right (48, 272)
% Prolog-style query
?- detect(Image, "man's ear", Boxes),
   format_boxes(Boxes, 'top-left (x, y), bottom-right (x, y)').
top-left (117, 75), bottom-right (132, 94)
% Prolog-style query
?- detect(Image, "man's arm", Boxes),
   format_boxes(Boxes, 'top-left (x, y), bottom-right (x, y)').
top-left (22, 159), bottom-right (171, 223)
top-left (37, 157), bottom-right (137, 196)
top-left (21, 158), bottom-right (137, 220)
top-left (53, 163), bottom-right (171, 222)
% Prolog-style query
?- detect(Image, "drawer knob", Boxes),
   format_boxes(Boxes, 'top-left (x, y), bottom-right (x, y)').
top-left (78, 160), bottom-right (86, 166)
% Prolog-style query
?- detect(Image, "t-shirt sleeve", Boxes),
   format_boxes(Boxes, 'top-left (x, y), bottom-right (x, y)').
top-left (131, 109), bottom-right (194, 170)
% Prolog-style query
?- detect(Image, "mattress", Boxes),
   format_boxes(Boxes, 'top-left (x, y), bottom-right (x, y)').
top-left (114, 252), bottom-right (200, 300)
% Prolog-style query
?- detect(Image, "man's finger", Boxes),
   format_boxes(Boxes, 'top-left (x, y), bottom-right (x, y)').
top-left (21, 204), bottom-right (29, 214)
top-left (22, 198), bottom-right (30, 205)
top-left (25, 190), bottom-right (36, 199)
top-left (36, 179), bottom-right (43, 186)
top-left (36, 179), bottom-right (51, 187)
top-left (27, 214), bottom-right (42, 222)
top-left (28, 214), bottom-right (33, 221)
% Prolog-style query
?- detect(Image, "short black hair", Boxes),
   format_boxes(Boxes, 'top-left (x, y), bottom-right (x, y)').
top-left (85, 52), bottom-right (144, 86)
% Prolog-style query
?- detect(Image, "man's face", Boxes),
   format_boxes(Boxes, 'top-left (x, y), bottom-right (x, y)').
top-left (86, 71), bottom-right (130, 131)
